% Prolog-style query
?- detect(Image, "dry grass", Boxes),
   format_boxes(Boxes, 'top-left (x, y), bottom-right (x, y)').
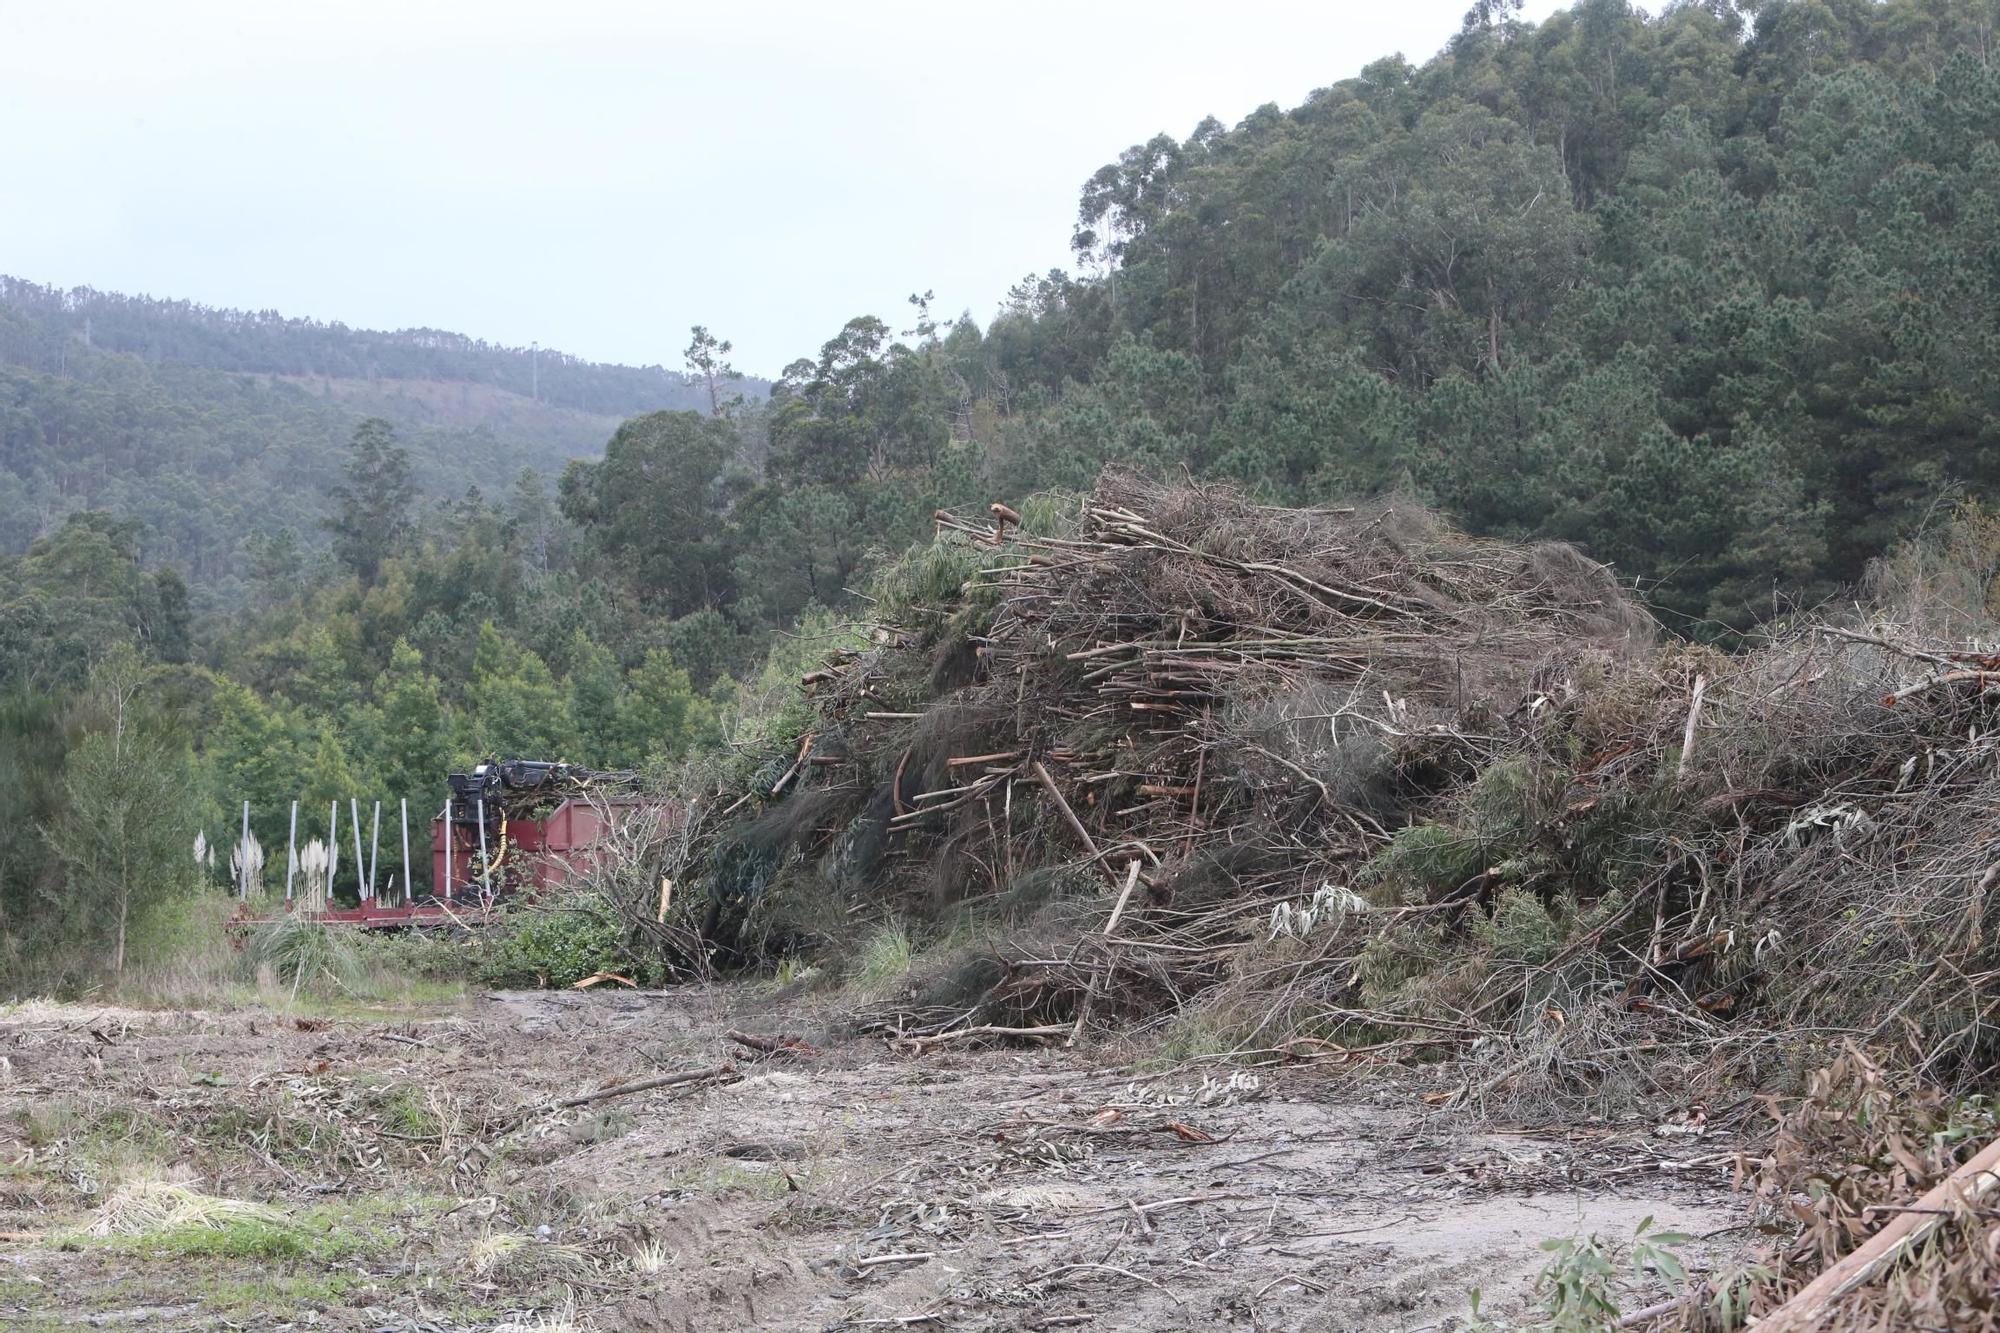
top-left (627, 1234), bottom-right (674, 1274)
top-left (75, 1177), bottom-right (287, 1238)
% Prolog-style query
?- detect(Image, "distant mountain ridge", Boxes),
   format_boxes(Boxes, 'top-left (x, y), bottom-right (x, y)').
top-left (0, 276), bottom-right (766, 603)
top-left (0, 277), bottom-right (763, 416)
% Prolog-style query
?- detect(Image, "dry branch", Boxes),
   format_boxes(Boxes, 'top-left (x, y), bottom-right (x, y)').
top-left (1759, 1131), bottom-right (2000, 1330)
top-left (725, 1029), bottom-right (819, 1058)
top-left (548, 1063), bottom-right (738, 1111)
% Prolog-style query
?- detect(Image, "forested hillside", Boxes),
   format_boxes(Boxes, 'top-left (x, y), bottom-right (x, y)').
top-left (0, 280), bottom-right (761, 598)
top-left (13, 0), bottom-right (2000, 986)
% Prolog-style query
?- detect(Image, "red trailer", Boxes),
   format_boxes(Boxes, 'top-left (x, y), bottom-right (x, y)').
top-left (431, 794), bottom-right (659, 901)
top-left (238, 761), bottom-right (666, 929)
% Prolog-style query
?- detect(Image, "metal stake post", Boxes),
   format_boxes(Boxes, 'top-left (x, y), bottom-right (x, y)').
top-left (367, 800), bottom-right (381, 902)
top-left (239, 801), bottom-right (251, 900)
top-left (476, 798), bottom-right (493, 901)
top-left (349, 798), bottom-right (365, 901)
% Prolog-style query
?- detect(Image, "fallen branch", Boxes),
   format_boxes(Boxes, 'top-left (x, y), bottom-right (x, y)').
top-left (855, 1251), bottom-right (935, 1270)
top-left (891, 1023), bottom-right (1071, 1054)
top-left (548, 1063), bottom-right (738, 1111)
top-left (1034, 761), bottom-right (1119, 886)
top-left (768, 730), bottom-right (817, 795)
top-left (725, 1029), bottom-right (819, 1058)
top-left (1102, 859), bottom-right (1143, 937)
top-left (1758, 1130), bottom-right (2000, 1330)
top-left (1882, 669), bottom-right (2000, 706)
top-left (1616, 1295), bottom-right (1684, 1327)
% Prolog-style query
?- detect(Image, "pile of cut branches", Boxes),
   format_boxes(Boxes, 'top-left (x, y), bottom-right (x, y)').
top-left (681, 469), bottom-right (1646, 1034)
top-left (668, 470), bottom-right (2000, 1101)
top-left (1350, 619), bottom-right (2000, 1110)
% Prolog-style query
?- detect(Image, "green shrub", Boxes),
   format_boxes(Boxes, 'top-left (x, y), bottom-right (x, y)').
top-left (1474, 887), bottom-right (1568, 967)
top-left (1361, 823), bottom-right (1488, 902)
top-left (478, 908), bottom-right (653, 988)
top-left (1464, 755), bottom-right (1564, 838)
top-left (352, 928), bottom-right (484, 983)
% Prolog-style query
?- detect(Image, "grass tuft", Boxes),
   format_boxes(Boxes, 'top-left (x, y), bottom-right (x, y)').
top-left (245, 918), bottom-right (363, 996)
top-left (854, 921), bottom-right (913, 986)
top-left (73, 1177), bottom-right (287, 1241)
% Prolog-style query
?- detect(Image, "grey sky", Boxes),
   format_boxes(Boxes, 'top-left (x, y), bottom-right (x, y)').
top-left (0, 0), bottom-right (1561, 378)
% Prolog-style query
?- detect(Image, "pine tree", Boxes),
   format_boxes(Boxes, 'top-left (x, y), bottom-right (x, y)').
top-left (325, 417), bottom-right (415, 585)
top-left (373, 639), bottom-right (454, 804)
top-left (564, 631), bottom-right (623, 766)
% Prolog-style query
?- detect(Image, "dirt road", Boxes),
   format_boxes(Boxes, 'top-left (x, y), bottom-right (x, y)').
top-left (0, 989), bottom-right (1749, 1330)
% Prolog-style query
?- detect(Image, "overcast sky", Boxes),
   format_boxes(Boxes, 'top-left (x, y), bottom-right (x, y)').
top-left (0, 0), bottom-right (1561, 378)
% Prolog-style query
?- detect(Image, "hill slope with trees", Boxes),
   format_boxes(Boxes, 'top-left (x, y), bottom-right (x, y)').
top-left (0, 278), bottom-right (765, 600)
top-left (13, 0), bottom-right (2000, 988)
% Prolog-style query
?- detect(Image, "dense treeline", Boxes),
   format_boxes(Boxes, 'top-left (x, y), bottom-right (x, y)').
top-left (997, 0), bottom-right (2000, 630)
top-left (11, 0), bottom-right (2000, 987)
top-left (0, 422), bottom-right (737, 985)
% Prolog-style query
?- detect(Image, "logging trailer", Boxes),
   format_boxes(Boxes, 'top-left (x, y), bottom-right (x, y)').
top-left (238, 760), bottom-right (658, 929)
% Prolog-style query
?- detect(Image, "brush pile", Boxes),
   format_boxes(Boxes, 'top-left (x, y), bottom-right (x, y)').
top-left (685, 470), bottom-right (1646, 1024)
top-left (667, 471), bottom-right (2000, 1101)
top-left (639, 472), bottom-right (2000, 1330)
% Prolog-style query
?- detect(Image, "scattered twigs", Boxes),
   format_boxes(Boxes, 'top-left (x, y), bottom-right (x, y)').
top-left (1043, 1262), bottom-right (1189, 1320)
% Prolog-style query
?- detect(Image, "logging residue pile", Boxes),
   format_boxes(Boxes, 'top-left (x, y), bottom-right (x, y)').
top-left (682, 472), bottom-right (2000, 1098)
top-left (691, 469), bottom-right (1648, 1022)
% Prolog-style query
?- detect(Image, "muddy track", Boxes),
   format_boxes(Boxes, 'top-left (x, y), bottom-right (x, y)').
top-left (0, 990), bottom-right (1749, 1330)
